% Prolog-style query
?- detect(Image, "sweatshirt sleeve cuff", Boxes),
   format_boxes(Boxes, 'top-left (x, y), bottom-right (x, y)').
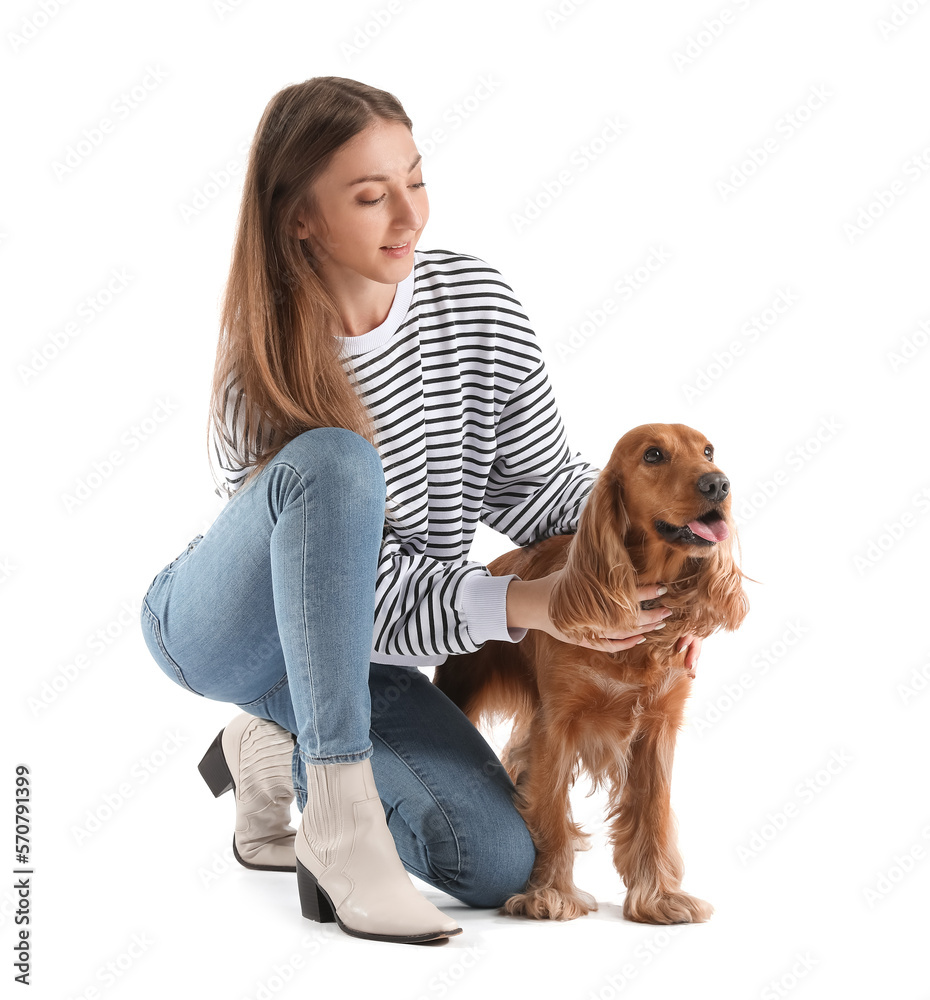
top-left (457, 572), bottom-right (527, 645)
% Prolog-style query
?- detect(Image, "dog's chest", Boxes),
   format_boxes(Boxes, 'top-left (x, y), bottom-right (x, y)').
top-left (558, 668), bottom-right (686, 782)
top-left (563, 664), bottom-right (684, 734)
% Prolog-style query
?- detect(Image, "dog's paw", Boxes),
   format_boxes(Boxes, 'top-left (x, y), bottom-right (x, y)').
top-left (504, 885), bottom-right (598, 921)
top-left (623, 889), bottom-right (713, 924)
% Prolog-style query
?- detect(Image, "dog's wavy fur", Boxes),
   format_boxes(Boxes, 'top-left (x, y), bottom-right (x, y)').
top-left (433, 423), bottom-right (749, 923)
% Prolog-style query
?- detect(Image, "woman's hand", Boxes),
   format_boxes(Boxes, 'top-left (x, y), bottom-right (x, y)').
top-left (506, 574), bottom-right (672, 653)
top-left (676, 634), bottom-right (703, 678)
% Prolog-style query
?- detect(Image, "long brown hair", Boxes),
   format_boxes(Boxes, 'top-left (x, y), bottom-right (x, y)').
top-left (209, 76), bottom-right (413, 494)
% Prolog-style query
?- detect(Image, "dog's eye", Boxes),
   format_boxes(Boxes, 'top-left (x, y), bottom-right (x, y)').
top-left (643, 448), bottom-right (663, 464)
top-left (704, 446), bottom-right (714, 460)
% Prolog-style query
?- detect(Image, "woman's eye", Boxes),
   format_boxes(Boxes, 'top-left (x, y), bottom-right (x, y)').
top-left (644, 448), bottom-right (663, 464)
top-left (358, 182), bottom-right (425, 207)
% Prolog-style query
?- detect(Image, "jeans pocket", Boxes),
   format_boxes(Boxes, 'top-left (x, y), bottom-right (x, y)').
top-left (140, 598), bottom-right (204, 696)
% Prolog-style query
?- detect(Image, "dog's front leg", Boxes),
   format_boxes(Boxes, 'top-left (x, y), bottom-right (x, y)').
top-left (608, 708), bottom-right (713, 924)
top-left (503, 716), bottom-right (596, 920)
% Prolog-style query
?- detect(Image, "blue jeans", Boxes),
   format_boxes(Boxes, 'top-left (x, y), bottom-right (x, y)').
top-left (140, 427), bottom-right (534, 907)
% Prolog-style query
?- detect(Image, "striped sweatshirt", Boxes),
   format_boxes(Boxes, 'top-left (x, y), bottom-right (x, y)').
top-left (212, 249), bottom-right (600, 667)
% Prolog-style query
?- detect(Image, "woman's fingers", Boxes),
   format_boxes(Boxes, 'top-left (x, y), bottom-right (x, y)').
top-left (577, 619), bottom-right (671, 652)
top-left (601, 604), bottom-right (672, 640)
top-left (584, 630), bottom-right (661, 653)
top-left (545, 578), bottom-right (675, 652)
top-left (575, 583), bottom-right (671, 650)
top-left (636, 583), bottom-right (668, 603)
top-left (579, 634), bottom-right (648, 653)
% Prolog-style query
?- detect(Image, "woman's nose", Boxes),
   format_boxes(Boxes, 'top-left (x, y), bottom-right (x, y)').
top-left (393, 190), bottom-right (424, 231)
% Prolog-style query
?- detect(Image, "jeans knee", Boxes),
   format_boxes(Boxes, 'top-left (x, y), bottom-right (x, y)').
top-left (427, 807), bottom-right (537, 909)
top-left (467, 823), bottom-right (536, 908)
top-left (273, 428), bottom-right (385, 506)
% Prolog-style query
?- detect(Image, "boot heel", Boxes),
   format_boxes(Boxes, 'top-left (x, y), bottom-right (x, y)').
top-left (296, 860), bottom-right (336, 923)
top-left (197, 729), bottom-right (234, 797)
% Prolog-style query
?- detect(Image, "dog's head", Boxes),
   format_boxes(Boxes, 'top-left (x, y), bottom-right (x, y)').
top-left (607, 423), bottom-right (732, 558)
top-left (549, 423), bottom-right (748, 643)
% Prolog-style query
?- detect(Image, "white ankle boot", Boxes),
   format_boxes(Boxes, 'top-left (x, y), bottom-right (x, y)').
top-left (198, 713), bottom-right (297, 872)
top-left (296, 758), bottom-right (462, 943)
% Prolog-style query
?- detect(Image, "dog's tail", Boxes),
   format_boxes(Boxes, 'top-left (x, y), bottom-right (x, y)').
top-left (433, 638), bottom-right (537, 730)
top-left (434, 546), bottom-right (545, 728)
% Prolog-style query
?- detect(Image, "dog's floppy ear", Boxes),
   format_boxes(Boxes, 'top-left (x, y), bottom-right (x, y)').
top-left (548, 468), bottom-right (640, 643)
top-left (689, 529), bottom-right (750, 635)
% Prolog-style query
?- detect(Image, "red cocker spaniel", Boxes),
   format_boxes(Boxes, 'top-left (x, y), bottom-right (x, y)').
top-left (434, 423), bottom-right (749, 923)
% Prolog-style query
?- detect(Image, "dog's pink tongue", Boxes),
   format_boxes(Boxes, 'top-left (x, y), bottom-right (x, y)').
top-left (688, 518), bottom-right (729, 542)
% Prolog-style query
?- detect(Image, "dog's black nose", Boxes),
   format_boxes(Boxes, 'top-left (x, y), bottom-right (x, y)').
top-left (697, 473), bottom-right (729, 503)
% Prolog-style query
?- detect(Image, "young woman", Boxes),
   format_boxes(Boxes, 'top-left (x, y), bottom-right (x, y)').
top-left (139, 76), bottom-right (688, 945)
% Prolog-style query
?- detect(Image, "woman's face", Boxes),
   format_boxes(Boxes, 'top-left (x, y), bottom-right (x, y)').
top-left (298, 119), bottom-right (429, 288)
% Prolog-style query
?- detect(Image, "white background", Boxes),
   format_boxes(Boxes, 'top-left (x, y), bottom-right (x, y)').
top-left (5, 0), bottom-right (930, 997)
